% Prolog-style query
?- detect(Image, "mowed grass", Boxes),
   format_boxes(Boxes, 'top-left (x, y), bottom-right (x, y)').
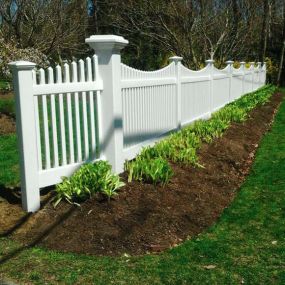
top-left (0, 90), bottom-right (284, 284)
top-left (0, 134), bottom-right (19, 187)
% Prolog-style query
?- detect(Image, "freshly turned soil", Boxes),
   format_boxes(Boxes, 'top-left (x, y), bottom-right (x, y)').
top-left (0, 93), bottom-right (283, 256)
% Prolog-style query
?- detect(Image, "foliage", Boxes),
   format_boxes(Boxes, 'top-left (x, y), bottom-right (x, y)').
top-left (54, 161), bottom-right (124, 206)
top-left (126, 156), bottom-right (173, 185)
top-left (0, 79), bottom-right (11, 91)
top-left (0, 0), bottom-right (88, 62)
top-left (0, 36), bottom-right (49, 79)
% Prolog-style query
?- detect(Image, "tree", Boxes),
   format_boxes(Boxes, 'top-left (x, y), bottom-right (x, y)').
top-left (0, 0), bottom-right (89, 61)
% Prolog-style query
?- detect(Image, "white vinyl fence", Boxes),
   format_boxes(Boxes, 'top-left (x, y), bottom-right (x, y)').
top-left (9, 35), bottom-right (266, 212)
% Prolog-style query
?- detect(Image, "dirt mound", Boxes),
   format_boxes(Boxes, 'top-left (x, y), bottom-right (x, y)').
top-left (1, 93), bottom-right (283, 256)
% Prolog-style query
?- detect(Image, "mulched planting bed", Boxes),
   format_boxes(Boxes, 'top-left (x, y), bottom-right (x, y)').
top-left (0, 92), bottom-right (283, 256)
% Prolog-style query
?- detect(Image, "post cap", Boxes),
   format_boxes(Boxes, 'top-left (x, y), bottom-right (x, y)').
top-left (250, 62), bottom-right (255, 65)
top-left (169, 56), bottom-right (183, 63)
top-left (240, 61), bottom-right (246, 65)
top-left (226, 60), bottom-right (234, 65)
top-left (9, 61), bottom-right (36, 70)
top-left (85, 35), bottom-right (128, 51)
top-left (205, 59), bottom-right (215, 65)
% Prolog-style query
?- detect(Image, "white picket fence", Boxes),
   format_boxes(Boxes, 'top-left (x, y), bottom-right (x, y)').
top-left (9, 35), bottom-right (266, 212)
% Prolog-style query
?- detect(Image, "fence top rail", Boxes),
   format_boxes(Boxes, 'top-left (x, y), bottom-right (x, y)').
top-left (121, 62), bottom-right (175, 80)
top-left (180, 64), bottom-right (210, 77)
top-left (32, 80), bottom-right (103, 96)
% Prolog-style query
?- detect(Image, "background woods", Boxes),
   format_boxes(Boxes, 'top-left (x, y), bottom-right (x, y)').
top-left (0, 0), bottom-right (285, 84)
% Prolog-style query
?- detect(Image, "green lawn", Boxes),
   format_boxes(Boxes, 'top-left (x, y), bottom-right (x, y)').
top-left (0, 91), bottom-right (285, 284)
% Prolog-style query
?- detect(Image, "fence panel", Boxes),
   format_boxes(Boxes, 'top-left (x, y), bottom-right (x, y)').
top-left (180, 64), bottom-right (211, 125)
top-left (232, 67), bottom-right (244, 100)
top-left (121, 63), bottom-right (177, 160)
top-left (212, 67), bottom-right (230, 111)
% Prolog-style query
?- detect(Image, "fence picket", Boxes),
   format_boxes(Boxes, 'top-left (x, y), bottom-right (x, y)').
top-left (32, 70), bottom-right (42, 171)
top-left (56, 65), bottom-right (67, 165)
top-left (64, 63), bottom-right (75, 164)
top-left (72, 61), bottom-right (82, 162)
top-left (48, 67), bottom-right (59, 167)
top-left (86, 57), bottom-right (96, 158)
top-left (40, 69), bottom-right (51, 169)
top-left (79, 59), bottom-right (89, 160)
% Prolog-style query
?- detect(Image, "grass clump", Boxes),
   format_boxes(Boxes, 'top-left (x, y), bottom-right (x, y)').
top-left (54, 160), bottom-right (125, 206)
top-left (126, 85), bottom-right (277, 185)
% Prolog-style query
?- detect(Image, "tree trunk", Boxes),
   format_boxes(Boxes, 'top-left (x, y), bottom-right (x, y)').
top-left (277, 0), bottom-right (285, 86)
top-left (259, 0), bottom-right (269, 62)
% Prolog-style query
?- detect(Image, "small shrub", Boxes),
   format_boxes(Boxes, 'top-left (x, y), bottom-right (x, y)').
top-left (126, 157), bottom-right (173, 185)
top-left (54, 161), bottom-right (125, 206)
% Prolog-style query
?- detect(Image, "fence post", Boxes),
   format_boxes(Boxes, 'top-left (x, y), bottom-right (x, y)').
top-left (169, 56), bottom-right (183, 129)
top-left (262, 62), bottom-right (267, 85)
top-left (205, 59), bottom-right (214, 114)
top-left (9, 61), bottom-right (40, 212)
top-left (226, 60), bottom-right (234, 103)
top-left (240, 61), bottom-right (246, 94)
top-left (250, 62), bottom-right (255, 91)
top-left (86, 35), bottom-right (128, 173)
top-left (257, 62), bottom-right (262, 88)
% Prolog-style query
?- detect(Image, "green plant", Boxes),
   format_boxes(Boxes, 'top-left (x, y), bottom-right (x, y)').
top-left (126, 157), bottom-right (173, 185)
top-left (54, 161), bottom-right (125, 206)
top-left (100, 171), bottom-right (125, 203)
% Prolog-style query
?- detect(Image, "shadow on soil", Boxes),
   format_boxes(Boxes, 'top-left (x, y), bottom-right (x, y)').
top-left (0, 185), bottom-right (56, 239)
top-left (0, 184), bottom-right (76, 265)
top-left (0, 206), bottom-right (76, 265)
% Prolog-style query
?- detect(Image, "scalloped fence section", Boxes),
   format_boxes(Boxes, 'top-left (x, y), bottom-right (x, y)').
top-left (10, 35), bottom-right (266, 212)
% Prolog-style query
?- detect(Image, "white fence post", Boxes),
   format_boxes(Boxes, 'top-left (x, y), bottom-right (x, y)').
top-left (205, 59), bottom-right (214, 114)
top-left (257, 62), bottom-right (262, 87)
top-left (169, 56), bottom-right (183, 129)
top-left (226, 60), bottom-right (234, 103)
top-left (262, 62), bottom-right (267, 84)
top-left (250, 62), bottom-right (255, 91)
top-left (240, 61), bottom-right (246, 94)
top-left (86, 35), bottom-right (128, 173)
top-left (9, 61), bottom-right (40, 212)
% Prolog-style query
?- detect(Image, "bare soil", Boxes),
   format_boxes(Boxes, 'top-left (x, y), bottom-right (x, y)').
top-left (0, 114), bottom-right (16, 135)
top-left (0, 93), bottom-right (283, 256)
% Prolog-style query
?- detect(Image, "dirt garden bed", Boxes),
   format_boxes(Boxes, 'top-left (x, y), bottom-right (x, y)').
top-left (0, 92), bottom-right (283, 256)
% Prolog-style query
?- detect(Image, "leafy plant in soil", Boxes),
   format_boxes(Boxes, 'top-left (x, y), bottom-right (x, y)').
top-left (125, 157), bottom-right (173, 185)
top-left (54, 160), bottom-right (125, 206)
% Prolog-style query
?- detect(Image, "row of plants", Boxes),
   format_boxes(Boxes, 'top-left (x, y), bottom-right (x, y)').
top-left (54, 85), bottom-right (276, 206)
